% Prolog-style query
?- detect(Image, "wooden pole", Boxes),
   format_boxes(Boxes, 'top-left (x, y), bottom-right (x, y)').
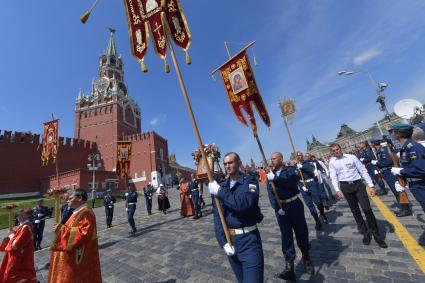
top-left (6, 206), bottom-right (16, 231)
top-left (386, 142), bottom-right (410, 204)
top-left (253, 133), bottom-right (282, 209)
top-left (163, 14), bottom-right (232, 246)
top-left (52, 113), bottom-right (62, 223)
top-left (283, 117), bottom-right (308, 187)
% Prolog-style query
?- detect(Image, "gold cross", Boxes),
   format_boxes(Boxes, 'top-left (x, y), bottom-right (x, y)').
top-left (153, 22), bottom-right (163, 38)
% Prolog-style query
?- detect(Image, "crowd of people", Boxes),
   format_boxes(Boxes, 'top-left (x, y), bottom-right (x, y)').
top-left (0, 123), bottom-right (424, 282)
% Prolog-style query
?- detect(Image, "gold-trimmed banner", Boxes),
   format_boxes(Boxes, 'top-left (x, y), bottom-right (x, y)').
top-left (116, 141), bottom-right (132, 178)
top-left (41, 119), bottom-right (59, 166)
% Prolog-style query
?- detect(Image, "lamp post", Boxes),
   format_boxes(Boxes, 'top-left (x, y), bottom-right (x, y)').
top-left (338, 69), bottom-right (390, 118)
top-left (87, 153), bottom-right (101, 208)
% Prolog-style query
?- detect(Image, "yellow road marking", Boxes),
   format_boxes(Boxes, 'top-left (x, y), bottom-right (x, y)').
top-left (370, 193), bottom-right (425, 273)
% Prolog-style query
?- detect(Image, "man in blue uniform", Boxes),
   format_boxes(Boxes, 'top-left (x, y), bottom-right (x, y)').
top-left (296, 151), bottom-right (327, 230)
top-left (371, 139), bottom-right (412, 217)
top-left (125, 186), bottom-right (138, 234)
top-left (209, 152), bottom-right (264, 283)
top-left (32, 198), bottom-right (50, 250)
top-left (358, 142), bottom-right (388, 196)
top-left (103, 189), bottom-right (116, 228)
top-left (267, 152), bottom-right (314, 281)
top-left (306, 153), bottom-right (331, 209)
top-left (391, 123), bottom-right (425, 213)
top-left (189, 173), bottom-right (202, 219)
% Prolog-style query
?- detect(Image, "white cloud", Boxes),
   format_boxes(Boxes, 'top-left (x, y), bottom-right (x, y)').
top-left (353, 45), bottom-right (383, 65)
top-left (149, 114), bottom-right (167, 126)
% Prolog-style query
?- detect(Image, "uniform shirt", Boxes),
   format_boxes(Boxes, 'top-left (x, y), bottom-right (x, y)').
top-left (267, 166), bottom-right (300, 211)
top-left (375, 146), bottom-right (393, 169)
top-left (32, 205), bottom-right (49, 224)
top-left (144, 186), bottom-right (154, 198)
top-left (299, 160), bottom-right (316, 180)
top-left (329, 154), bottom-right (374, 192)
top-left (60, 203), bottom-right (74, 225)
top-left (189, 179), bottom-right (199, 194)
top-left (213, 174), bottom-right (263, 247)
top-left (126, 191), bottom-right (138, 203)
top-left (399, 139), bottom-right (425, 178)
top-left (103, 194), bottom-right (116, 207)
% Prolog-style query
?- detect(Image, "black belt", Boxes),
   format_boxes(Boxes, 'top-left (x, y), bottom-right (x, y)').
top-left (339, 179), bottom-right (362, 185)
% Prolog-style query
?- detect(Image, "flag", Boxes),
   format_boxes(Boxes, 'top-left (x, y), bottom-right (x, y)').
top-left (217, 49), bottom-right (270, 134)
top-left (41, 119), bottom-right (59, 166)
top-left (116, 141), bottom-right (132, 178)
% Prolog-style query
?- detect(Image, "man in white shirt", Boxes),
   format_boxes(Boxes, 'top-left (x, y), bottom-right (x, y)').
top-left (328, 143), bottom-right (387, 248)
top-left (412, 127), bottom-right (425, 147)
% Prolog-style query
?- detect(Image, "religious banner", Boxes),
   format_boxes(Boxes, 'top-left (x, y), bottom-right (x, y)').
top-left (41, 119), bottom-right (59, 166)
top-left (280, 99), bottom-right (296, 118)
top-left (122, 0), bottom-right (192, 71)
top-left (192, 144), bottom-right (221, 181)
top-left (217, 49), bottom-right (270, 134)
top-left (164, 0), bottom-right (191, 51)
top-left (116, 141), bottom-right (132, 178)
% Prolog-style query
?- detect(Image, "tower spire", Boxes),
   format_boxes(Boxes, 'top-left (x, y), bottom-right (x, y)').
top-left (105, 27), bottom-right (117, 56)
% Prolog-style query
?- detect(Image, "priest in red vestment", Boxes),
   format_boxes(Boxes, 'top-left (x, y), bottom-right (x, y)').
top-left (0, 208), bottom-right (37, 283)
top-left (48, 188), bottom-right (102, 283)
top-left (178, 178), bottom-right (194, 217)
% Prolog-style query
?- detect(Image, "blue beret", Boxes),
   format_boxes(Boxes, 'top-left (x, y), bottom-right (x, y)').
top-left (391, 123), bottom-right (414, 132)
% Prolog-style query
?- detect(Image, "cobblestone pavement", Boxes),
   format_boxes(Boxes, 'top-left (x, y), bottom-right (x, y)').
top-left (1, 185), bottom-right (425, 282)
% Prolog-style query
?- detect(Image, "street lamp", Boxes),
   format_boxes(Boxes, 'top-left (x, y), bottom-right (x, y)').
top-left (338, 69), bottom-right (390, 118)
top-left (87, 153), bottom-right (101, 208)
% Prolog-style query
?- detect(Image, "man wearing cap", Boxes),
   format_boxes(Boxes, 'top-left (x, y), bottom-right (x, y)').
top-left (391, 123), bottom-right (425, 212)
top-left (371, 139), bottom-right (412, 217)
top-left (125, 186), bottom-right (138, 234)
top-left (103, 189), bottom-right (116, 228)
top-left (267, 152), bottom-right (314, 281)
top-left (0, 208), bottom-right (37, 283)
top-left (143, 183), bottom-right (154, 215)
top-left (32, 198), bottom-right (50, 250)
top-left (209, 152), bottom-right (264, 283)
top-left (189, 173), bottom-right (202, 219)
top-left (329, 143), bottom-right (388, 248)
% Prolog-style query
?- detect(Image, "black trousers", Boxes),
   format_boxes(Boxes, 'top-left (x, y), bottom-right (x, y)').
top-left (105, 206), bottom-right (114, 226)
top-left (340, 180), bottom-right (379, 236)
top-left (145, 197), bottom-right (152, 213)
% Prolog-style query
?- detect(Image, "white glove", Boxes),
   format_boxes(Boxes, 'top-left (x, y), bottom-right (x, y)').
top-left (391, 167), bottom-right (403, 176)
top-left (297, 163), bottom-right (303, 169)
top-left (302, 186), bottom-right (308, 192)
top-left (371, 160), bottom-right (377, 165)
top-left (38, 213), bottom-right (43, 217)
top-left (374, 170), bottom-right (378, 175)
top-left (395, 181), bottom-right (406, 192)
top-left (277, 208), bottom-right (285, 216)
top-left (208, 181), bottom-right (220, 195)
top-left (223, 243), bottom-right (235, 256)
top-left (8, 233), bottom-right (15, 240)
top-left (360, 158), bottom-right (364, 162)
top-left (313, 170), bottom-right (319, 177)
top-left (266, 172), bottom-right (275, 181)
top-left (125, 192), bottom-right (129, 196)
top-left (34, 220), bottom-right (40, 224)
top-left (126, 208), bottom-right (128, 212)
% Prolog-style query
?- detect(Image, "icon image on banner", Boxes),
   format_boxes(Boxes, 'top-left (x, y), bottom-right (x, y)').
top-left (230, 67), bottom-right (249, 95)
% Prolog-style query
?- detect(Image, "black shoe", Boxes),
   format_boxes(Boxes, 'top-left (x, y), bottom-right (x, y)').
top-left (362, 234), bottom-right (371, 245)
top-left (315, 221), bottom-right (322, 230)
top-left (374, 236), bottom-right (388, 248)
top-left (275, 260), bottom-right (296, 281)
top-left (323, 200), bottom-right (330, 211)
top-left (320, 214), bottom-right (329, 224)
top-left (148, 211), bottom-right (152, 215)
top-left (395, 209), bottom-right (412, 217)
top-left (303, 256), bottom-right (315, 275)
top-left (193, 215), bottom-right (200, 220)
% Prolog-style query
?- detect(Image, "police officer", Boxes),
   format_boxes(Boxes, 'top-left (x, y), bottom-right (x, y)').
top-left (103, 189), bottom-right (116, 228)
top-left (208, 152), bottom-right (264, 283)
top-left (296, 151), bottom-right (328, 230)
top-left (371, 139), bottom-right (412, 217)
top-left (391, 123), bottom-right (425, 213)
top-left (125, 186), bottom-right (138, 234)
top-left (32, 198), bottom-right (50, 250)
top-left (143, 183), bottom-right (154, 215)
top-left (306, 153), bottom-right (331, 209)
top-left (189, 173), bottom-right (202, 219)
top-left (267, 152), bottom-right (314, 281)
top-left (358, 142), bottom-right (388, 196)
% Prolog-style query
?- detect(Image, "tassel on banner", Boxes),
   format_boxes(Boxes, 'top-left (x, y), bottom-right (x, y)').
top-left (164, 59), bottom-right (170, 73)
top-left (185, 51), bottom-right (192, 65)
top-left (80, 11), bottom-right (90, 24)
top-left (141, 61), bottom-right (148, 73)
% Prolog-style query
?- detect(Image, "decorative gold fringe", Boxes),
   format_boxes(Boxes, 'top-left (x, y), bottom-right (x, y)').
top-left (80, 11), bottom-right (91, 24)
top-left (141, 61), bottom-right (148, 73)
top-left (185, 51), bottom-right (191, 65)
top-left (164, 59), bottom-right (170, 73)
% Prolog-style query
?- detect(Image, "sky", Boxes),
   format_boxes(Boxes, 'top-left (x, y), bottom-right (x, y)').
top-left (1, 1), bottom-right (425, 168)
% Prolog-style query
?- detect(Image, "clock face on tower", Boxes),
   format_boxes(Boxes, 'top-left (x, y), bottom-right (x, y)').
top-left (97, 77), bottom-right (110, 93)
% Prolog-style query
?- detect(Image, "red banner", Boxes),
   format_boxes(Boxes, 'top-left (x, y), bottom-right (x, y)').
top-left (218, 50), bottom-right (270, 134)
top-left (41, 119), bottom-right (59, 166)
top-left (164, 0), bottom-right (191, 51)
top-left (116, 141), bottom-right (132, 179)
top-left (124, 0), bottom-right (148, 62)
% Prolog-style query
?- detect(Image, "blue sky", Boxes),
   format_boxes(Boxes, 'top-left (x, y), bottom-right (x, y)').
top-left (1, 1), bottom-right (425, 168)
